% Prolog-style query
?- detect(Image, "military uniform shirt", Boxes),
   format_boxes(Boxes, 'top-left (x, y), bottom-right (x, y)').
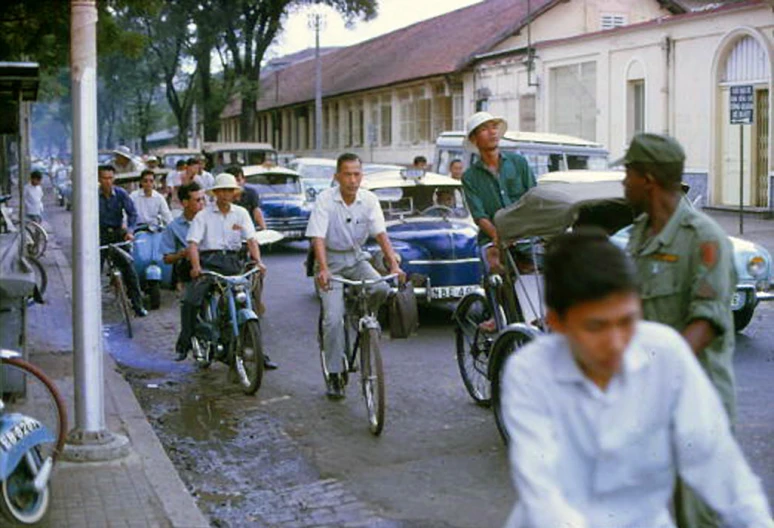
top-left (627, 197), bottom-right (737, 422)
top-left (462, 151), bottom-right (536, 243)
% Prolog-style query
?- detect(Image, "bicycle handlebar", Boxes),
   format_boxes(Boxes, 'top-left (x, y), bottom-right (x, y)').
top-left (99, 241), bottom-right (132, 250)
top-left (200, 267), bottom-right (262, 281)
top-left (330, 273), bottom-right (399, 287)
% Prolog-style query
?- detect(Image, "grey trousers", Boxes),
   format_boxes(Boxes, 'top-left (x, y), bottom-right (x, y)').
top-left (319, 252), bottom-right (390, 374)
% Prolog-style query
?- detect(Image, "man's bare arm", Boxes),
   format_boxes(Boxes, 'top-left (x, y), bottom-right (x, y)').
top-left (682, 319), bottom-right (717, 357)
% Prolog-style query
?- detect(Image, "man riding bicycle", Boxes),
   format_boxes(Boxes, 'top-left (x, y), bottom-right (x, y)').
top-left (305, 153), bottom-right (405, 400)
top-left (175, 173), bottom-right (267, 362)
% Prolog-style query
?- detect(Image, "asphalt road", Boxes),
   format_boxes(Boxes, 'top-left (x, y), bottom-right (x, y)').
top-left (46, 199), bottom-right (774, 527)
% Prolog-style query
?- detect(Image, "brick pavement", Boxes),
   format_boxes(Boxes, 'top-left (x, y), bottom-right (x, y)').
top-left (17, 189), bottom-right (210, 528)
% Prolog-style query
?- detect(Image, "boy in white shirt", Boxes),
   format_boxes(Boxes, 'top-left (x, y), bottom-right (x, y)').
top-left (23, 171), bottom-right (44, 223)
top-left (130, 170), bottom-right (173, 227)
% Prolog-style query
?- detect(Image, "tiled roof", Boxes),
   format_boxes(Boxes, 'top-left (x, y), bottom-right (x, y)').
top-left (253, 0), bottom-right (559, 112)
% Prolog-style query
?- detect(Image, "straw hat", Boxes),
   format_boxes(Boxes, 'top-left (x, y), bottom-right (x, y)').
top-left (463, 112), bottom-right (508, 153)
top-left (209, 173), bottom-right (241, 192)
top-left (113, 145), bottom-right (133, 158)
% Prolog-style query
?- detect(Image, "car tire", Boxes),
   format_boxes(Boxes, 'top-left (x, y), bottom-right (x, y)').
top-left (733, 294), bottom-right (756, 332)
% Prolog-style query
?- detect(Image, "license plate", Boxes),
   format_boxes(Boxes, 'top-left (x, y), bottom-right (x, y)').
top-left (730, 291), bottom-right (745, 310)
top-left (430, 285), bottom-right (478, 300)
top-left (282, 230), bottom-right (303, 238)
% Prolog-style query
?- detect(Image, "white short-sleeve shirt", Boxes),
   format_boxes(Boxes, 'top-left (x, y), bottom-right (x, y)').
top-left (187, 203), bottom-right (256, 251)
top-left (305, 187), bottom-right (386, 251)
top-left (130, 189), bottom-right (173, 226)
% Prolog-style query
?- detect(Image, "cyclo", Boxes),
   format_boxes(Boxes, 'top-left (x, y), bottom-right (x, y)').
top-left (453, 173), bottom-right (635, 442)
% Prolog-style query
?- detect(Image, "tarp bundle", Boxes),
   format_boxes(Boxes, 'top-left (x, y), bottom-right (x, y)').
top-left (494, 181), bottom-right (634, 243)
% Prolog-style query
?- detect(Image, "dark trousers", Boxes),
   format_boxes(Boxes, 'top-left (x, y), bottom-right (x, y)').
top-left (176, 252), bottom-right (242, 353)
top-left (100, 228), bottom-right (144, 310)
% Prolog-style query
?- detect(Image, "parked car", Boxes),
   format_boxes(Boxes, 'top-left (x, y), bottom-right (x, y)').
top-left (203, 142), bottom-right (278, 174)
top-left (151, 147), bottom-right (201, 169)
top-left (434, 130), bottom-right (609, 178)
top-left (538, 170), bottom-right (773, 332)
top-left (242, 165), bottom-right (311, 240)
top-left (358, 168), bottom-right (483, 304)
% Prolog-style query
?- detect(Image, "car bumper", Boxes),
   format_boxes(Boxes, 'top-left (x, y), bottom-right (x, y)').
top-left (404, 283), bottom-right (484, 304)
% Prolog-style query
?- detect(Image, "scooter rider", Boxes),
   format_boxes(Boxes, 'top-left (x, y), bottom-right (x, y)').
top-left (306, 152), bottom-right (405, 399)
top-left (175, 174), bottom-right (272, 367)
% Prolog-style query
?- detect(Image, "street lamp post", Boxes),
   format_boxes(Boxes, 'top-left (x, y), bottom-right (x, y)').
top-left (66, 0), bottom-right (129, 462)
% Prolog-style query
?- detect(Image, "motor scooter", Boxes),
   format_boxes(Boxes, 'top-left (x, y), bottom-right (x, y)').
top-left (0, 349), bottom-right (57, 526)
top-left (132, 218), bottom-right (173, 310)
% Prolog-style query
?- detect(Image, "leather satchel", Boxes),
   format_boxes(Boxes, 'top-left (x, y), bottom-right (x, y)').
top-left (389, 283), bottom-right (419, 339)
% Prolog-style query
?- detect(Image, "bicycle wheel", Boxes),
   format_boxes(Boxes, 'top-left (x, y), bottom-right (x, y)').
top-left (112, 273), bottom-right (133, 339)
top-left (360, 328), bottom-right (385, 436)
top-left (234, 319), bottom-right (264, 395)
top-left (25, 256), bottom-right (47, 298)
top-left (489, 326), bottom-right (538, 444)
top-left (454, 293), bottom-right (494, 406)
top-left (23, 222), bottom-right (47, 258)
top-left (1, 356), bottom-right (68, 462)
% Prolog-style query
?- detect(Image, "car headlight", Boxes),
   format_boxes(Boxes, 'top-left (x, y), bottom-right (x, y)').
top-left (747, 256), bottom-right (767, 278)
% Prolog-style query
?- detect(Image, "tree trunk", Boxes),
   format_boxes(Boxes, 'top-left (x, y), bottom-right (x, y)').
top-left (239, 88), bottom-right (256, 142)
top-left (198, 47), bottom-right (219, 142)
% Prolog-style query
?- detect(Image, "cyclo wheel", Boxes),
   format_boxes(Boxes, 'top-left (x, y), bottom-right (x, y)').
top-left (0, 356), bottom-right (68, 461)
top-left (489, 325), bottom-right (539, 444)
top-left (235, 319), bottom-right (264, 395)
top-left (454, 293), bottom-right (495, 406)
top-left (112, 272), bottom-right (133, 339)
top-left (360, 328), bottom-right (385, 436)
top-left (23, 222), bottom-right (47, 258)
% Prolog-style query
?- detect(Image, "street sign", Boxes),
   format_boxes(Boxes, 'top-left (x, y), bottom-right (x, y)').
top-left (729, 85), bottom-right (754, 125)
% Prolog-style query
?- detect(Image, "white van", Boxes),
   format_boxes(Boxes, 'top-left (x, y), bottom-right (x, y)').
top-left (434, 130), bottom-right (609, 178)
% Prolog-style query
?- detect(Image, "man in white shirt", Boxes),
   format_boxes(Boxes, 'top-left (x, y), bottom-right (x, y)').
top-left (23, 170), bottom-right (44, 223)
top-left (174, 173), bottom-right (265, 361)
top-left (130, 170), bottom-right (173, 227)
top-left (501, 229), bottom-right (772, 528)
top-left (306, 152), bottom-right (405, 399)
top-left (194, 156), bottom-right (215, 190)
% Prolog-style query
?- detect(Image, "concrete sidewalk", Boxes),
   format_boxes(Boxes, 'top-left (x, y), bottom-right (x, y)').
top-left (24, 226), bottom-right (210, 527)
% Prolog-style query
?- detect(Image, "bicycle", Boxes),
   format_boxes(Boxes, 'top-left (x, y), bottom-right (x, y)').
top-left (99, 241), bottom-right (135, 339)
top-left (190, 267), bottom-right (265, 395)
top-left (0, 195), bottom-right (48, 258)
top-left (317, 274), bottom-right (398, 436)
top-left (0, 349), bottom-right (68, 525)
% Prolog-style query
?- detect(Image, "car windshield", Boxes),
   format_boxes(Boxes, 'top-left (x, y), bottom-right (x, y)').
top-left (245, 173), bottom-right (302, 195)
top-left (215, 149), bottom-right (272, 167)
top-left (373, 185), bottom-right (470, 220)
top-left (162, 154), bottom-right (192, 168)
top-left (296, 163), bottom-right (336, 180)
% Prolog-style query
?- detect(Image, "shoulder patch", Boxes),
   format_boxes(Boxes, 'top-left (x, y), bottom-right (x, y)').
top-left (700, 241), bottom-right (719, 269)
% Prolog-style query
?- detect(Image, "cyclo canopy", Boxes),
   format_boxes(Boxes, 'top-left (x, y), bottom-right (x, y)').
top-left (493, 180), bottom-right (634, 244)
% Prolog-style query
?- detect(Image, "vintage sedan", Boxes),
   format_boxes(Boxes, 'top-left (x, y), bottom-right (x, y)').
top-left (360, 168), bottom-right (483, 304)
top-left (242, 165), bottom-right (311, 240)
top-left (538, 171), bottom-right (773, 332)
top-left (288, 157), bottom-right (337, 201)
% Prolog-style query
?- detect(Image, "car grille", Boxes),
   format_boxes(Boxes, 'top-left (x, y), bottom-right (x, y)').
top-left (265, 216), bottom-right (309, 231)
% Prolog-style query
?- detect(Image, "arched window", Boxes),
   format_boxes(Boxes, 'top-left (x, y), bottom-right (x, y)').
top-left (722, 36), bottom-right (770, 84)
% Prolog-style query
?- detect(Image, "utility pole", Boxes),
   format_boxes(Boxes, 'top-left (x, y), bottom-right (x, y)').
top-left (309, 5), bottom-right (325, 156)
top-left (66, 0), bottom-right (129, 461)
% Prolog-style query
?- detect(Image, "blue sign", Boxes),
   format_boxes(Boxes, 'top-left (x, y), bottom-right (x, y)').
top-left (730, 85), bottom-right (754, 125)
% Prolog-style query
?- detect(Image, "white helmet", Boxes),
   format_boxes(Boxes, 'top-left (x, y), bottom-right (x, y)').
top-left (463, 112), bottom-right (507, 153)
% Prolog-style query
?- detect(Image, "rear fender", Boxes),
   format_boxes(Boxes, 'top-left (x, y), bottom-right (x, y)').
top-left (0, 414), bottom-right (55, 479)
top-left (452, 291), bottom-right (488, 325)
top-left (487, 323), bottom-right (541, 382)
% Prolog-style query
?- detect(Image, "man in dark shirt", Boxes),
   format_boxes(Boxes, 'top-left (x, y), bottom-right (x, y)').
top-left (226, 165), bottom-right (266, 230)
top-left (98, 164), bottom-right (147, 317)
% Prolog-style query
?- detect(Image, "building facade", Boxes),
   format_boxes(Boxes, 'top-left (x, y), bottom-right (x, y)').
top-left (221, 0), bottom-right (773, 207)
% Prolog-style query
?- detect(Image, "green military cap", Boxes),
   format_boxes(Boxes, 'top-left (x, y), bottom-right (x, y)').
top-left (612, 133), bottom-right (686, 167)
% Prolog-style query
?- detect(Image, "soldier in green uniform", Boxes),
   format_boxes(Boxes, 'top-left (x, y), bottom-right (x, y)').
top-left (621, 133), bottom-right (737, 528)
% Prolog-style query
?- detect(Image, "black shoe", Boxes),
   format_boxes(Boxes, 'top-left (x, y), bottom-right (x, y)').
top-left (174, 349), bottom-right (188, 362)
top-left (326, 374), bottom-right (345, 400)
top-left (133, 305), bottom-right (148, 317)
top-left (263, 355), bottom-right (278, 370)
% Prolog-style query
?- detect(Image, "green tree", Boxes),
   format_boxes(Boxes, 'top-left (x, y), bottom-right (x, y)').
top-left (215, 0), bottom-right (377, 142)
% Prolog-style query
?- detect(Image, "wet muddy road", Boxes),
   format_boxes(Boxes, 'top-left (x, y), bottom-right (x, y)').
top-left (47, 203), bottom-right (774, 528)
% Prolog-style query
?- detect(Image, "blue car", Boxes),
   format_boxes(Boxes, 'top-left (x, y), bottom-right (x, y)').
top-left (360, 169), bottom-right (483, 304)
top-left (242, 166), bottom-right (311, 240)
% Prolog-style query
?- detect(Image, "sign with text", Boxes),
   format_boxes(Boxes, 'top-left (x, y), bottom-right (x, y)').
top-left (729, 85), bottom-right (754, 125)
